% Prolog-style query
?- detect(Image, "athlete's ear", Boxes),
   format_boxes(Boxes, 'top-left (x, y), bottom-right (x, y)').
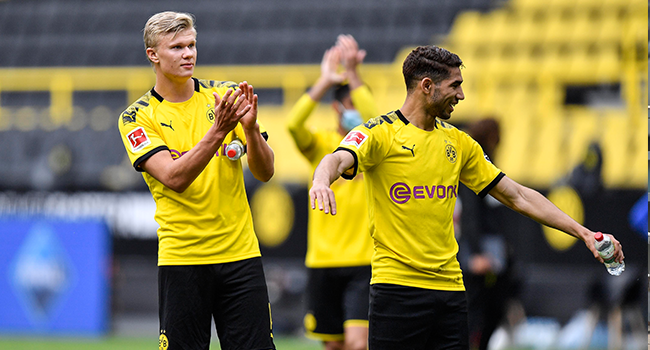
top-left (146, 47), bottom-right (159, 64)
top-left (420, 77), bottom-right (433, 94)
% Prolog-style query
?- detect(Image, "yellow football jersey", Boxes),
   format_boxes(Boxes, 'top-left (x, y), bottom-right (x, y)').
top-left (303, 129), bottom-right (373, 268)
top-left (118, 78), bottom-right (265, 266)
top-left (337, 110), bottom-right (504, 291)
top-left (287, 90), bottom-right (375, 268)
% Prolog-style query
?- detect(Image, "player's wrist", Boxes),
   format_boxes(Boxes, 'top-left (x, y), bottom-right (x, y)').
top-left (207, 127), bottom-right (229, 145)
top-left (309, 78), bottom-right (333, 101)
top-left (242, 122), bottom-right (260, 135)
top-left (317, 76), bottom-right (336, 88)
top-left (572, 227), bottom-right (594, 242)
top-left (311, 177), bottom-right (330, 188)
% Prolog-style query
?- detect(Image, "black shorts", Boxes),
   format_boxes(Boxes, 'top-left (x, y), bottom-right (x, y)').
top-left (304, 265), bottom-right (371, 341)
top-left (158, 257), bottom-right (275, 350)
top-left (369, 283), bottom-right (468, 350)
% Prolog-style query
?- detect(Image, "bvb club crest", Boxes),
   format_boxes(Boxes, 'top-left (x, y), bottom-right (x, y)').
top-left (159, 333), bottom-right (169, 350)
top-left (445, 144), bottom-right (457, 163)
top-left (206, 108), bottom-right (215, 124)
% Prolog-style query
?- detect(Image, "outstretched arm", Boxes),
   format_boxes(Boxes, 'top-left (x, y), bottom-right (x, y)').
top-left (309, 151), bottom-right (355, 215)
top-left (337, 34), bottom-right (379, 122)
top-left (308, 46), bottom-right (346, 101)
top-left (489, 176), bottom-right (624, 264)
top-left (337, 34), bottom-right (366, 90)
top-left (287, 46), bottom-right (345, 152)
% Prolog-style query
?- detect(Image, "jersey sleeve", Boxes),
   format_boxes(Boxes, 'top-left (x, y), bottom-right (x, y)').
top-left (335, 122), bottom-right (387, 180)
top-left (257, 120), bottom-right (269, 141)
top-left (118, 103), bottom-right (168, 172)
top-left (350, 85), bottom-right (379, 123)
top-left (458, 131), bottom-right (504, 197)
top-left (286, 93), bottom-right (318, 153)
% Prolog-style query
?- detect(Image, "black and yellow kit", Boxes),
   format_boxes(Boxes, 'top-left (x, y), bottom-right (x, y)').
top-left (118, 78), bottom-right (266, 266)
top-left (337, 110), bottom-right (504, 292)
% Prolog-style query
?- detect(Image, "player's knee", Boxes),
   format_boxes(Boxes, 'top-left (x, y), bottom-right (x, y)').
top-left (324, 340), bottom-right (344, 350)
top-left (344, 337), bottom-right (367, 350)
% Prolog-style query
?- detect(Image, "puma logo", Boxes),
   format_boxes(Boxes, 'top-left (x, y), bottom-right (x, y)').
top-left (402, 144), bottom-right (415, 157)
top-left (161, 121), bottom-right (174, 131)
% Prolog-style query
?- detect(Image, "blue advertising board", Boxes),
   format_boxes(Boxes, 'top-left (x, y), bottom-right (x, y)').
top-left (0, 217), bottom-right (110, 336)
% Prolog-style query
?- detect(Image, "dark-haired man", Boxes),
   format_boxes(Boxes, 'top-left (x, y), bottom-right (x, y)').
top-left (309, 45), bottom-right (624, 350)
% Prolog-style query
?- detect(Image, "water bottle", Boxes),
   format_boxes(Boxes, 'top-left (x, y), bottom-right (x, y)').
top-left (225, 139), bottom-right (244, 161)
top-left (594, 232), bottom-right (625, 276)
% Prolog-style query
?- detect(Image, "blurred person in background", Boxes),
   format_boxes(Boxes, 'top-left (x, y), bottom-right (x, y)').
top-left (309, 45), bottom-right (625, 350)
top-left (457, 118), bottom-right (521, 350)
top-left (117, 11), bottom-right (275, 350)
top-left (287, 34), bottom-right (377, 350)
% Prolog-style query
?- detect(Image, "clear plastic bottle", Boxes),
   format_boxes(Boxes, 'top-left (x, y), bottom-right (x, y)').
top-left (225, 139), bottom-right (244, 160)
top-left (594, 232), bottom-right (624, 276)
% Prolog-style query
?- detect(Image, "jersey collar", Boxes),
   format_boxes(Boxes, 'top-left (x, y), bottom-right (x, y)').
top-left (150, 78), bottom-right (201, 102)
top-left (395, 110), bottom-right (438, 129)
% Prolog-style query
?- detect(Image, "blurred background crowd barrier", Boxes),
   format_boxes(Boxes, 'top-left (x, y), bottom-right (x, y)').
top-left (0, 0), bottom-right (646, 349)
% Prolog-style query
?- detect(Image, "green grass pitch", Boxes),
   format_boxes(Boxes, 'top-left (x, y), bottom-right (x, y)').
top-left (0, 335), bottom-right (322, 350)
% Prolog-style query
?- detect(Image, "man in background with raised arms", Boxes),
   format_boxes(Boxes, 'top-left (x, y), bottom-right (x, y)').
top-left (118, 11), bottom-right (275, 350)
top-left (287, 34), bottom-right (376, 350)
top-left (309, 45), bottom-right (624, 350)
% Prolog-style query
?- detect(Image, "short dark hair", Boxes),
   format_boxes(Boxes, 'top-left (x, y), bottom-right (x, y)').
top-left (333, 84), bottom-right (350, 103)
top-left (402, 46), bottom-right (463, 92)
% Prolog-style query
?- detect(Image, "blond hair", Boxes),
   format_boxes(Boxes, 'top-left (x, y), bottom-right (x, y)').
top-left (143, 11), bottom-right (196, 59)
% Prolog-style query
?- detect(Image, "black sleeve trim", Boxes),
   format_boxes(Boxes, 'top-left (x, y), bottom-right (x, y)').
top-left (478, 172), bottom-right (505, 198)
top-left (334, 147), bottom-right (359, 180)
top-left (133, 146), bottom-right (169, 172)
top-left (242, 132), bottom-right (268, 154)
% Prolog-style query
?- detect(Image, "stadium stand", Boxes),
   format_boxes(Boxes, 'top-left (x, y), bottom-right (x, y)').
top-left (0, 0), bottom-right (494, 66)
top-left (0, 0), bottom-right (644, 189)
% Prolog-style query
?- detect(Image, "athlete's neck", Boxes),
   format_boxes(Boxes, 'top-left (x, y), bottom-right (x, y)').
top-left (154, 75), bottom-right (194, 103)
top-left (400, 98), bottom-right (437, 131)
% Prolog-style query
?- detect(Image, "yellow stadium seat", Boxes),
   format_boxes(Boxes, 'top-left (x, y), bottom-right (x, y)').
top-left (513, 13), bottom-right (546, 48)
top-left (513, 48), bottom-right (543, 82)
top-left (446, 11), bottom-right (483, 49)
top-left (565, 108), bottom-right (600, 168)
top-left (494, 109), bottom-right (536, 182)
top-left (600, 111), bottom-right (632, 187)
top-left (482, 9), bottom-right (514, 48)
top-left (594, 45), bottom-right (622, 83)
top-left (571, 12), bottom-right (601, 46)
top-left (482, 47), bottom-right (518, 82)
top-left (566, 47), bottom-right (599, 84)
top-left (544, 13), bottom-right (577, 47)
top-left (539, 47), bottom-right (569, 80)
top-left (510, 0), bottom-right (546, 14)
top-left (628, 112), bottom-right (648, 188)
top-left (573, 0), bottom-right (606, 11)
top-left (529, 114), bottom-right (566, 186)
top-left (597, 13), bottom-right (623, 45)
top-left (602, 0), bottom-right (632, 12)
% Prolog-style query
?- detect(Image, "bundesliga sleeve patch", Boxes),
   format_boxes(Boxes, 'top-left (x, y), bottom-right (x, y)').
top-left (341, 130), bottom-right (368, 148)
top-left (484, 152), bottom-right (492, 163)
top-left (126, 127), bottom-right (151, 152)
